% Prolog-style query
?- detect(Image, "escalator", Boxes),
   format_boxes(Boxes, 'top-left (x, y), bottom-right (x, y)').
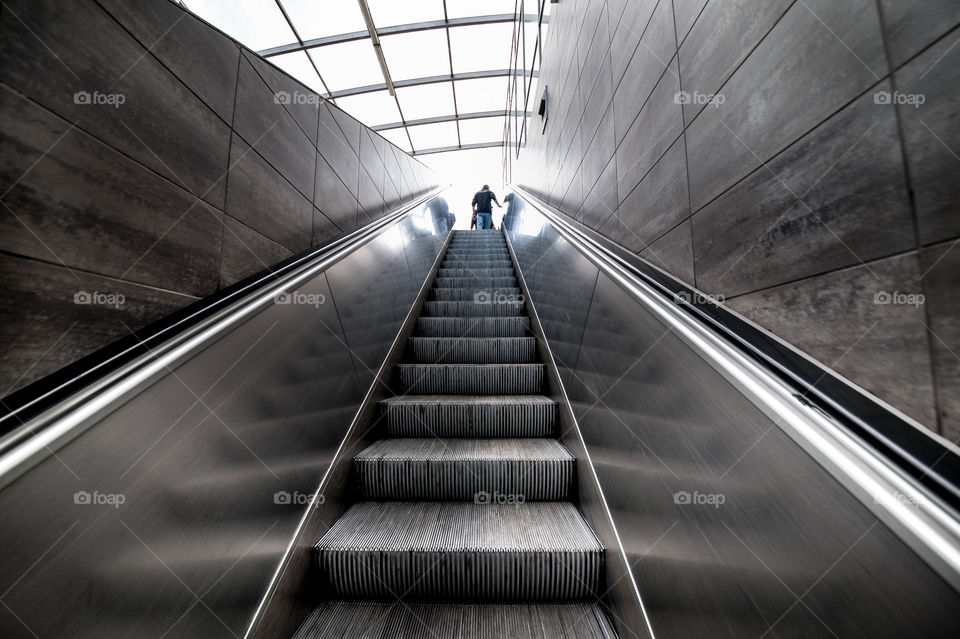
top-left (1, 189), bottom-right (959, 638)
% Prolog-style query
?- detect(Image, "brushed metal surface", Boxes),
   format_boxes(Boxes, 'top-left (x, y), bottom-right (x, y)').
top-left (0, 195), bottom-right (452, 638)
top-left (505, 195), bottom-right (960, 638)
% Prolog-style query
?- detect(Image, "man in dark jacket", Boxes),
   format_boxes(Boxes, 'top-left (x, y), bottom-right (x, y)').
top-left (471, 185), bottom-right (501, 230)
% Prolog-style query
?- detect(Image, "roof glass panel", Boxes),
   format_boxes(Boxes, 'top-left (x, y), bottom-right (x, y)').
top-left (445, 0), bottom-right (517, 20)
top-left (454, 77), bottom-right (509, 112)
top-left (188, 0), bottom-right (294, 51)
top-left (379, 29), bottom-right (451, 81)
top-left (333, 90), bottom-right (402, 127)
top-left (309, 40), bottom-right (384, 92)
top-left (395, 83), bottom-right (456, 121)
top-left (449, 23), bottom-right (515, 73)
top-left (377, 127), bottom-right (413, 153)
top-left (279, 0), bottom-right (367, 41)
top-left (459, 116), bottom-right (506, 145)
top-left (367, 0), bottom-right (445, 27)
top-left (408, 121), bottom-right (459, 151)
top-left (270, 51), bottom-right (325, 93)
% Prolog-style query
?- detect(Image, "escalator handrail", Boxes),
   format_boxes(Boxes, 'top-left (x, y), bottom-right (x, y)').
top-left (0, 187), bottom-right (444, 483)
top-left (509, 184), bottom-right (960, 592)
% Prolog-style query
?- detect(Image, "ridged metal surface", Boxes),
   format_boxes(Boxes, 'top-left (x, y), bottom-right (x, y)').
top-left (396, 363), bottom-right (545, 394)
top-left (293, 602), bottom-right (618, 639)
top-left (379, 395), bottom-right (557, 437)
top-left (434, 276), bottom-right (519, 288)
top-left (415, 316), bottom-right (530, 337)
top-left (441, 257), bottom-right (514, 266)
top-left (409, 337), bottom-right (537, 363)
top-left (422, 300), bottom-right (526, 317)
top-left (430, 286), bottom-right (522, 301)
top-left (354, 438), bottom-right (574, 500)
top-left (437, 267), bottom-right (517, 278)
top-left (315, 502), bottom-right (602, 600)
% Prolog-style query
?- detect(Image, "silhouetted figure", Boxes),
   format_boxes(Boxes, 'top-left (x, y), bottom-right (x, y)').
top-left (471, 184), bottom-right (501, 230)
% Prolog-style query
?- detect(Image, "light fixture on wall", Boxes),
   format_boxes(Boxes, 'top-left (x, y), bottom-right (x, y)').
top-left (538, 87), bottom-right (548, 132)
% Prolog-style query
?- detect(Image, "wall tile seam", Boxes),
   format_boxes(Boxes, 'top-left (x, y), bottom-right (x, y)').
top-left (229, 127), bottom-right (318, 211)
top-left (607, 0), bottom-right (678, 94)
top-left (218, 48), bottom-right (244, 291)
top-left (719, 246), bottom-right (929, 302)
top-left (91, 0), bottom-right (242, 132)
top-left (673, 0), bottom-right (713, 51)
top-left (0, 248), bottom-right (204, 300)
top-left (671, 0), bottom-right (699, 288)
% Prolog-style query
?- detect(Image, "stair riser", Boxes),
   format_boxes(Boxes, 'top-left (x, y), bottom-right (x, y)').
top-left (441, 259), bottom-right (514, 268)
top-left (379, 401), bottom-right (556, 437)
top-left (434, 277), bottom-right (518, 288)
top-left (396, 366), bottom-right (544, 394)
top-left (354, 459), bottom-right (574, 500)
top-left (316, 550), bottom-right (602, 600)
top-left (415, 317), bottom-right (530, 337)
top-left (422, 301), bottom-right (525, 317)
top-left (437, 268), bottom-right (516, 278)
top-left (430, 288), bottom-right (522, 301)
top-left (409, 338), bottom-right (536, 363)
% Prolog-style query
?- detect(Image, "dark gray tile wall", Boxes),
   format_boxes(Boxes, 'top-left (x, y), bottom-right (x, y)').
top-left (517, 0), bottom-right (960, 436)
top-left (0, 0), bottom-right (439, 395)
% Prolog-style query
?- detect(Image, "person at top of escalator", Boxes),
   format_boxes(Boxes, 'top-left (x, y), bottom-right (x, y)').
top-left (471, 184), bottom-right (501, 230)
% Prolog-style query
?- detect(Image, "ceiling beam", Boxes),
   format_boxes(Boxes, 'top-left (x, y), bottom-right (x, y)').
top-left (412, 141), bottom-right (504, 155)
top-left (258, 13), bottom-right (545, 58)
top-left (324, 69), bottom-right (537, 99)
top-left (373, 110), bottom-right (532, 131)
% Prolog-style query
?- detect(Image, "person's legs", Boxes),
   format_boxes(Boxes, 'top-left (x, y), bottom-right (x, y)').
top-left (478, 212), bottom-right (492, 229)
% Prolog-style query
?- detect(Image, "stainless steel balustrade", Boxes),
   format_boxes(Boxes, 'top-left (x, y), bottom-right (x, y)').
top-left (0, 189), bottom-right (447, 639)
top-left (505, 185), bottom-right (960, 638)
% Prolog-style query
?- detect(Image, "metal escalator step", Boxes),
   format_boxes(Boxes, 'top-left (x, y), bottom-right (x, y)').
top-left (396, 363), bottom-right (544, 394)
top-left (379, 395), bottom-right (556, 437)
top-left (315, 502), bottom-right (602, 600)
top-left (441, 258), bottom-right (514, 268)
top-left (422, 300), bottom-right (525, 317)
top-left (444, 248), bottom-right (511, 254)
top-left (430, 287), bottom-right (522, 301)
top-left (415, 316), bottom-right (529, 337)
top-left (437, 267), bottom-right (516, 278)
top-left (293, 602), bottom-right (618, 639)
top-left (409, 336), bottom-right (536, 363)
top-left (434, 276), bottom-right (518, 288)
top-left (354, 438), bottom-right (574, 500)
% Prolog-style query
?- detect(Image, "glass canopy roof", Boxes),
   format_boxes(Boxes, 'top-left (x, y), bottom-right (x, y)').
top-left (183, 0), bottom-right (545, 157)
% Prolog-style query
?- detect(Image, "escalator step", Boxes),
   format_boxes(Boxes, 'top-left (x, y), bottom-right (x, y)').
top-left (379, 395), bottom-right (556, 437)
top-left (430, 287), bottom-right (522, 301)
top-left (315, 502), bottom-right (602, 600)
top-left (293, 602), bottom-right (618, 639)
top-left (396, 363), bottom-right (544, 394)
top-left (415, 316), bottom-right (530, 337)
top-left (434, 276), bottom-right (518, 288)
top-left (409, 336), bottom-right (536, 363)
top-left (421, 300), bottom-right (525, 317)
top-left (354, 438), bottom-right (574, 500)
top-left (437, 267), bottom-right (516, 278)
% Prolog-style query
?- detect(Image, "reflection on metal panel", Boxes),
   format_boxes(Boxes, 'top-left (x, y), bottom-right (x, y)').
top-left (506, 194), bottom-right (960, 638)
top-left (0, 195), bottom-right (450, 638)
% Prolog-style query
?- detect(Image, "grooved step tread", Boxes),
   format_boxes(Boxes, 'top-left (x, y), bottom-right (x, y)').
top-left (293, 602), bottom-right (618, 639)
top-left (356, 438), bottom-right (573, 462)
